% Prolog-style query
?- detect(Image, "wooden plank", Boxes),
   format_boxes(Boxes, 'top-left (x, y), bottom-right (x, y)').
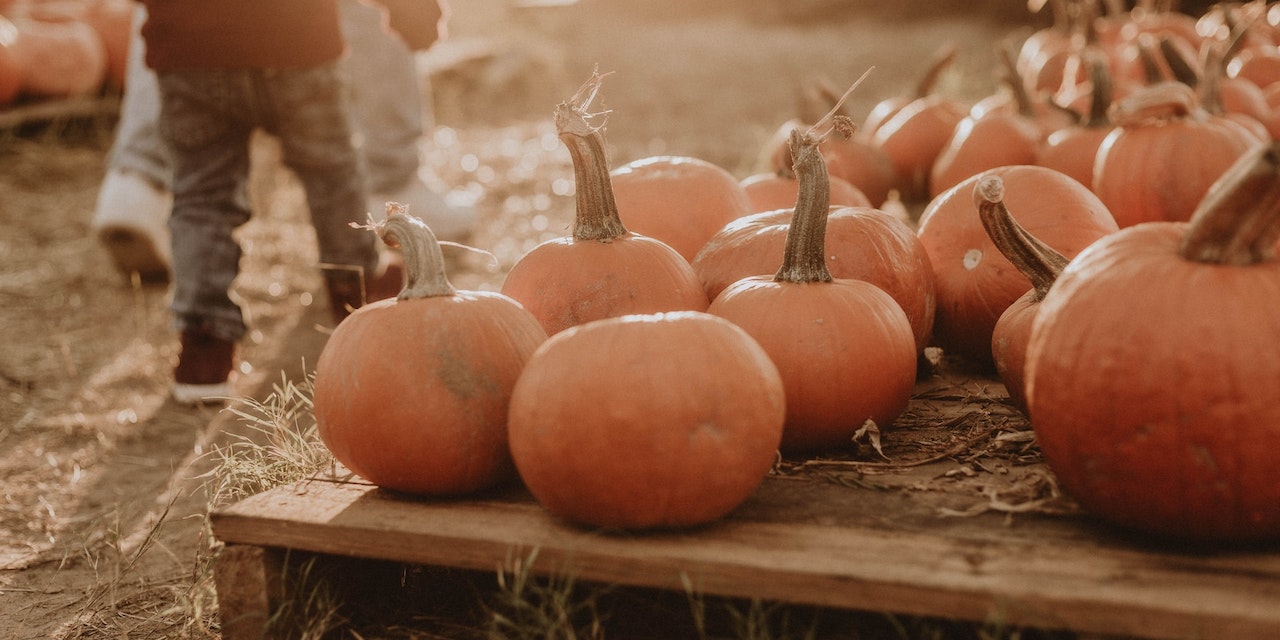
top-left (214, 544), bottom-right (285, 640)
top-left (211, 475), bottom-right (1280, 640)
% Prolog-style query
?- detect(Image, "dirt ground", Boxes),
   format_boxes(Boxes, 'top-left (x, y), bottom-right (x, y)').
top-left (0, 2), bottom-right (1046, 638)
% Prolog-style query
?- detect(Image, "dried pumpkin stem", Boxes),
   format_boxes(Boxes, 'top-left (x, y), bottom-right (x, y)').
top-left (774, 128), bottom-right (833, 284)
top-left (914, 43), bottom-right (958, 99)
top-left (374, 206), bottom-right (456, 299)
top-left (974, 174), bottom-right (1069, 301)
top-left (555, 69), bottom-right (628, 243)
top-left (1180, 141), bottom-right (1280, 265)
top-left (1080, 48), bottom-right (1113, 128)
top-left (997, 41), bottom-right (1036, 118)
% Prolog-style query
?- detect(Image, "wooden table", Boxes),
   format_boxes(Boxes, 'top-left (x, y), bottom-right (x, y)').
top-left (209, 371), bottom-right (1280, 639)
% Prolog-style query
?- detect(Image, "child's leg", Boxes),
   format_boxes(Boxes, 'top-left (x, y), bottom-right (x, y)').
top-left (264, 65), bottom-right (379, 273)
top-left (156, 70), bottom-right (256, 344)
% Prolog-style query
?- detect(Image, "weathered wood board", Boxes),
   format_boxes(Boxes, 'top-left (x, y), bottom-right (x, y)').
top-left (209, 366), bottom-right (1280, 639)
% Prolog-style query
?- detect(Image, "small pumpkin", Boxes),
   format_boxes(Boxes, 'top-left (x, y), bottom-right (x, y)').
top-left (610, 154), bottom-right (752, 262)
top-left (975, 174), bottom-right (1068, 414)
top-left (707, 120), bottom-right (917, 453)
top-left (508, 311), bottom-right (785, 530)
top-left (0, 15), bottom-right (20, 104)
top-left (1025, 140), bottom-right (1280, 541)
top-left (916, 164), bottom-right (1117, 369)
top-left (1035, 49), bottom-right (1116, 190)
top-left (501, 71), bottom-right (709, 336)
top-left (8, 12), bottom-right (107, 98)
top-left (314, 210), bottom-right (548, 497)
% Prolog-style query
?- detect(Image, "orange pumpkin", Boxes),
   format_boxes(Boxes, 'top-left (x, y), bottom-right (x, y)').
top-left (501, 72), bottom-right (709, 336)
top-left (1036, 50), bottom-right (1116, 190)
top-left (610, 154), bottom-right (752, 262)
top-left (314, 211), bottom-right (548, 497)
top-left (916, 164), bottom-right (1117, 369)
top-left (707, 124), bottom-right (917, 453)
top-left (1025, 141), bottom-right (1280, 541)
top-left (975, 174), bottom-right (1068, 414)
top-left (508, 311), bottom-right (785, 530)
top-left (0, 16), bottom-right (20, 104)
top-left (8, 12), bottom-right (106, 98)
top-left (1093, 81), bottom-right (1258, 228)
top-left (740, 169), bottom-right (870, 213)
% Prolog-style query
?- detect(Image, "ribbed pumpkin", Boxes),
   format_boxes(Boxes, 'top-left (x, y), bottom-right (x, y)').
top-left (508, 311), bottom-right (785, 530)
top-left (610, 155), bottom-right (752, 262)
top-left (314, 212), bottom-right (548, 496)
top-left (1093, 81), bottom-right (1257, 228)
top-left (1025, 141), bottom-right (1280, 541)
top-left (707, 124), bottom-right (917, 453)
top-left (916, 164), bottom-right (1117, 369)
top-left (975, 174), bottom-right (1068, 414)
top-left (501, 72), bottom-right (709, 336)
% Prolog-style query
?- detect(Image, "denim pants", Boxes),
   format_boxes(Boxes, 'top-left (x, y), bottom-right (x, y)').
top-left (158, 65), bottom-right (377, 342)
top-left (109, 0), bottom-right (425, 195)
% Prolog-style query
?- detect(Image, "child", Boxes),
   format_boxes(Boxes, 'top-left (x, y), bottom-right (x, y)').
top-left (91, 0), bottom-right (473, 285)
top-left (137, 0), bottom-right (447, 404)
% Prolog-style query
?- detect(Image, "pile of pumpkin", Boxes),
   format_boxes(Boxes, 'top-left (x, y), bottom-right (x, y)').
top-left (313, 0), bottom-right (1280, 545)
top-left (0, 0), bottom-right (132, 106)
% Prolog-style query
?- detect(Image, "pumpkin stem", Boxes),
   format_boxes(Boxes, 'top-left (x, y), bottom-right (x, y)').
top-left (973, 174), bottom-right (1069, 302)
top-left (774, 128), bottom-right (834, 284)
top-left (1158, 35), bottom-right (1200, 87)
top-left (1076, 47), bottom-right (1114, 128)
top-left (1107, 80), bottom-right (1197, 126)
top-left (1179, 141), bottom-right (1280, 266)
top-left (805, 67), bottom-right (873, 143)
top-left (914, 43), bottom-right (958, 99)
top-left (372, 205), bottom-right (456, 300)
top-left (997, 40), bottom-right (1037, 119)
top-left (555, 68), bottom-right (628, 243)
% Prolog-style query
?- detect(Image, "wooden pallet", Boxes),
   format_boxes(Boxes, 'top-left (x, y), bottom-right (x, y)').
top-left (209, 371), bottom-right (1280, 639)
top-left (0, 95), bottom-right (120, 130)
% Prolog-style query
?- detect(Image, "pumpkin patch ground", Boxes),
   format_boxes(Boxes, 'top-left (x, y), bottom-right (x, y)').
top-left (2, 1), bottom-right (1275, 638)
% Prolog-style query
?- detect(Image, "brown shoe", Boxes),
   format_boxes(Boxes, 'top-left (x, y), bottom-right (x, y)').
top-left (172, 327), bottom-right (236, 405)
top-left (324, 253), bottom-right (405, 324)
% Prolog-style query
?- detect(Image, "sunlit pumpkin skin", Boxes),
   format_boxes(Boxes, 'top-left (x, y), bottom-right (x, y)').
top-left (693, 205), bottom-right (935, 353)
top-left (975, 175), bottom-right (1068, 414)
top-left (916, 165), bottom-right (1118, 368)
top-left (508, 311), bottom-right (785, 530)
top-left (83, 0), bottom-right (131, 90)
top-left (610, 154), bottom-right (752, 261)
top-left (1093, 82), bottom-right (1257, 228)
top-left (928, 111), bottom-right (1042, 199)
top-left (740, 170), bottom-right (870, 213)
top-left (871, 94), bottom-right (968, 202)
top-left (315, 213), bottom-right (548, 497)
top-left (762, 118), bottom-right (896, 208)
top-left (1025, 142), bottom-right (1280, 541)
top-left (708, 125), bottom-right (917, 453)
top-left (501, 72), bottom-right (709, 336)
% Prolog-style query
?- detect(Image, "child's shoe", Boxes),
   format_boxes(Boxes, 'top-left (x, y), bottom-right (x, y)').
top-left (171, 327), bottom-right (236, 405)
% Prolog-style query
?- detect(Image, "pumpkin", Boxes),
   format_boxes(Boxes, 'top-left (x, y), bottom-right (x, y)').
top-left (0, 15), bottom-right (20, 104)
top-left (707, 121), bottom-right (917, 453)
top-left (610, 154), bottom-right (752, 262)
top-left (916, 164), bottom-right (1118, 369)
top-left (1093, 81), bottom-right (1258, 228)
top-left (501, 71), bottom-right (709, 336)
top-left (314, 210), bottom-right (548, 496)
top-left (976, 174), bottom-right (1068, 414)
top-left (929, 45), bottom-right (1045, 199)
top-left (866, 44), bottom-right (968, 202)
top-left (1035, 49), bottom-right (1116, 190)
top-left (1025, 140), bottom-right (1280, 541)
top-left (508, 310), bottom-right (785, 530)
top-left (8, 12), bottom-right (106, 98)
top-left (740, 169), bottom-right (871, 213)
top-left (83, 0), bottom-right (131, 90)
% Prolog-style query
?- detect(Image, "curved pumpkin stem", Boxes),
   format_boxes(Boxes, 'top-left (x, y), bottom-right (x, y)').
top-left (1180, 140), bottom-right (1280, 266)
top-left (374, 205), bottom-right (456, 300)
top-left (1079, 48), bottom-right (1114, 128)
top-left (997, 40), bottom-right (1037, 119)
top-left (1108, 81), bottom-right (1198, 126)
top-left (775, 128), bottom-right (833, 284)
top-left (1158, 35), bottom-right (1200, 88)
top-left (973, 174), bottom-right (1069, 302)
top-left (555, 68), bottom-right (628, 243)
top-left (914, 42), bottom-right (959, 99)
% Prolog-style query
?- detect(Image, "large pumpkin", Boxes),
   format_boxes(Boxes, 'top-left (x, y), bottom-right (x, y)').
top-left (508, 311), bottom-right (785, 530)
top-left (314, 212), bottom-right (548, 496)
top-left (707, 124), bottom-right (917, 453)
top-left (1025, 141), bottom-right (1280, 541)
top-left (916, 165), bottom-right (1118, 368)
top-left (501, 71), bottom-right (709, 336)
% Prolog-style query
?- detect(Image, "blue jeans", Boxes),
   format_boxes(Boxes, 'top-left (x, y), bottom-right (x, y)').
top-left (158, 65), bottom-right (377, 342)
top-left (109, 0), bottom-right (425, 196)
